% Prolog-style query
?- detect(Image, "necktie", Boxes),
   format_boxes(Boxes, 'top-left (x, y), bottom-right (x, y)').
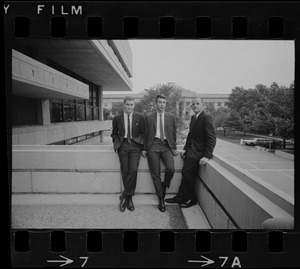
top-left (127, 114), bottom-right (131, 143)
top-left (159, 114), bottom-right (164, 142)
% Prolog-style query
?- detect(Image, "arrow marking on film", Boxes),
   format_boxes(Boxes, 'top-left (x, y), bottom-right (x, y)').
top-left (47, 255), bottom-right (73, 267)
top-left (188, 255), bottom-right (215, 267)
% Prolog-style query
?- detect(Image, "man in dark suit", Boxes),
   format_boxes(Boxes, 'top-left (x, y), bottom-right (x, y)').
top-left (142, 94), bottom-right (178, 212)
top-left (111, 96), bottom-right (145, 212)
top-left (165, 97), bottom-right (216, 208)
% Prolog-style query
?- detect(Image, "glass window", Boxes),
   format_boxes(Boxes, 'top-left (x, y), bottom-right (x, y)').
top-left (76, 103), bottom-right (85, 121)
top-left (77, 135), bottom-right (87, 142)
top-left (63, 101), bottom-right (76, 122)
top-left (86, 106), bottom-right (93, 120)
top-left (93, 108), bottom-right (99, 120)
top-left (65, 137), bottom-right (77, 145)
top-left (86, 133), bottom-right (93, 139)
top-left (51, 100), bottom-right (63, 123)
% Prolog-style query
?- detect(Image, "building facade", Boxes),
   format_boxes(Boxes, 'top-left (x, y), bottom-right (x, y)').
top-left (103, 89), bottom-right (229, 118)
top-left (11, 40), bottom-right (133, 145)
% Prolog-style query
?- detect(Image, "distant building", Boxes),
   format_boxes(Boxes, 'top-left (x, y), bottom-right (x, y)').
top-left (103, 88), bottom-right (229, 117)
top-left (11, 40), bottom-right (133, 145)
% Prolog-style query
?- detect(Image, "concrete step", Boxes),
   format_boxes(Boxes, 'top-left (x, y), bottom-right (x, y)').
top-left (11, 194), bottom-right (211, 229)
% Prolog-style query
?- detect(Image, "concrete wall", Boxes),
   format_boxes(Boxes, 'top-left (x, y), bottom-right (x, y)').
top-left (12, 120), bottom-right (112, 145)
top-left (12, 49), bottom-right (89, 100)
top-left (12, 145), bottom-right (183, 195)
top-left (198, 159), bottom-right (293, 229)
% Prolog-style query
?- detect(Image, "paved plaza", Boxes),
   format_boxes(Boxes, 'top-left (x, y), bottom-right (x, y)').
top-left (214, 139), bottom-right (294, 197)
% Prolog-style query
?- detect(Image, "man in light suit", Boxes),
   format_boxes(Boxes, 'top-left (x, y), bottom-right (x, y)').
top-left (111, 96), bottom-right (145, 212)
top-left (142, 94), bottom-right (178, 212)
top-left (165, 97), bottom-right (216, 208)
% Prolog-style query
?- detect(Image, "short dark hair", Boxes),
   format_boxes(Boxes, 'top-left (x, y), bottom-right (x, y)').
top-left (156, 94), bottom-right (166, 103)
top-left (123, 96), bottom-right (135, 104)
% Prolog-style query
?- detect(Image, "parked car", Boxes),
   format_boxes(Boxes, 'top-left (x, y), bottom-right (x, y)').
top-left (286, 139), bottom-right (294, 145)
top-left (242, 138), bottom-right (272, 146)
top-left (257, 139), bottom-right (282, 149)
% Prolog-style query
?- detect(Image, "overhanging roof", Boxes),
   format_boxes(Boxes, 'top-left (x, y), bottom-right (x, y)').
top-left (12, 39), bottom-right (133, 92)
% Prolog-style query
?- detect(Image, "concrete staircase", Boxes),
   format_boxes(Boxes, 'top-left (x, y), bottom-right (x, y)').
top-left (11, 144), bottom-right (211, 229)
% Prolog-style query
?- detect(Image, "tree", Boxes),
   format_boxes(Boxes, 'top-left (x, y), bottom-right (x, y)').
top-left (103, 108), bottom-right (112, 120)
top-left (111, 102), bottom-right (123, 115)
top-left (223, 111), bottom-right (242, 134)
top-left (226, 82), bottom-right (294, 147)
top-left (134, 82), bottom-right (185, 132)
top-left (205, 102), bottom-right (216, 114)
top-left (210, 107), bottom-right (230, 130)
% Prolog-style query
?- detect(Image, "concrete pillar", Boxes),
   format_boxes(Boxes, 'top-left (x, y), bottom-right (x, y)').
top-left (37, 99), bottom-right (51, 125)
top-left (98, 86), bottom-right (104, 142)
top-left (42, 100), bottom-right (51, 125)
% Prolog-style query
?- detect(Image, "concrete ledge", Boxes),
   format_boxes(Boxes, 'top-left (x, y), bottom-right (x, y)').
top-left (12, 120), bottom-right (111, 145)
top-left (212, 153), bottom-right (293, 215)
top-left (199, 160), bottom-right (293, 229)
top-left (12, 146), bottom-right (184, 194)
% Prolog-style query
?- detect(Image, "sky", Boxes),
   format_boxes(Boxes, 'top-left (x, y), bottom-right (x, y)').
top-left (110, 40), bottom-right (294, 95)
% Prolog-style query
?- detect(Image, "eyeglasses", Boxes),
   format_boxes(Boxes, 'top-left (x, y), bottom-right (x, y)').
top-left (192, 102), bottom-right (201, 106)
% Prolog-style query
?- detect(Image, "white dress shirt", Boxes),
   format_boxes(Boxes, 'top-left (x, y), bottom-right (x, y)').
top-left (124, 112), bottom-right (133, 138)
top-left (155, 112), bottom-right (166, 140)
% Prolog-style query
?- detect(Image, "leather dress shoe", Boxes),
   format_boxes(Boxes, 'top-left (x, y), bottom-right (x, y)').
top-left (180, 199), bottom-right (197, 208)
top-left (165, 196), bottom-right (183, 204)
top-left (158, 198), bottom-right (166, 212)
top-left (119, 194), bottom-right (127, 212)
top-left (126, 196), bottom-right (135, 211)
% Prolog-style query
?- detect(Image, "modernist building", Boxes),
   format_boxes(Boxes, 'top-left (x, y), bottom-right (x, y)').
top-left (103, 89), bottom-right (229, 118)
top-left (10, 40), bottom-right (132, 145)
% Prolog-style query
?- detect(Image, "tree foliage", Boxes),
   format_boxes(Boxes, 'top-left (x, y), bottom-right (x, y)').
top-left (111, 102), bottom-right (123, 115)
top-left (134, 82), bottom-right (185, 131)
top-left (224, 82), bottom-right (294, 139)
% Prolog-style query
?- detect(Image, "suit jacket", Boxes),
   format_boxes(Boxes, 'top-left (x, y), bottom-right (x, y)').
top-left (111, 111), bottom-right (145, 151)
top-left (144, 111), bottom-right (177, 152)
top-left (184, 111), bottom-right (216, 160)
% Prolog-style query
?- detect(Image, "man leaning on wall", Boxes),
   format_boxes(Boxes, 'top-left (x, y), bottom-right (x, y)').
top-left (111, 96), bottom-right (145, 212)
top-left (142, 94), bottom-right (179, 212)
top-left (165, 97), bottom-right (216, 208)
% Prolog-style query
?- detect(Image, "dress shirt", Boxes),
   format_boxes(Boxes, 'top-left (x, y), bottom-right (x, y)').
top-left (124, 112), bottom-right (133, 138)
top-left (194, 109), bottom-right (204, 120)
top-left (155, 112), bottom-right (166, 140)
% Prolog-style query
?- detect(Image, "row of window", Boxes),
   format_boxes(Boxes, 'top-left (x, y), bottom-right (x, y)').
top-left (50, 99), bottom-right (99, 123)
top-left (12, 88), bottom-right (100, 126)
top-left (186, 101), bottom-right (228, 106)
top-left (49, 131), bottom-right (101, 145)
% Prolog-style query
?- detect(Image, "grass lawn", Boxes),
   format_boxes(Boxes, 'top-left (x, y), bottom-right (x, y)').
top-left (216, 130), bottom-right (257, 144)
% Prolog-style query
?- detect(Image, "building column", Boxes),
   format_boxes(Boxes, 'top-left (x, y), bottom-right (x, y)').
top-left (98, 86), bottom-right (104, 142)
top-left (37, 99), bottom-right (51, 125)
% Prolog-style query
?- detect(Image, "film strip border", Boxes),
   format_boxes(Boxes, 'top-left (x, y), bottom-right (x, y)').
top-left (3, 1), bottom-right (300, 39)
top-left (11, 229), bottom-right (300, 267)
top-left (5, 1), bottom-right (300, 268)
